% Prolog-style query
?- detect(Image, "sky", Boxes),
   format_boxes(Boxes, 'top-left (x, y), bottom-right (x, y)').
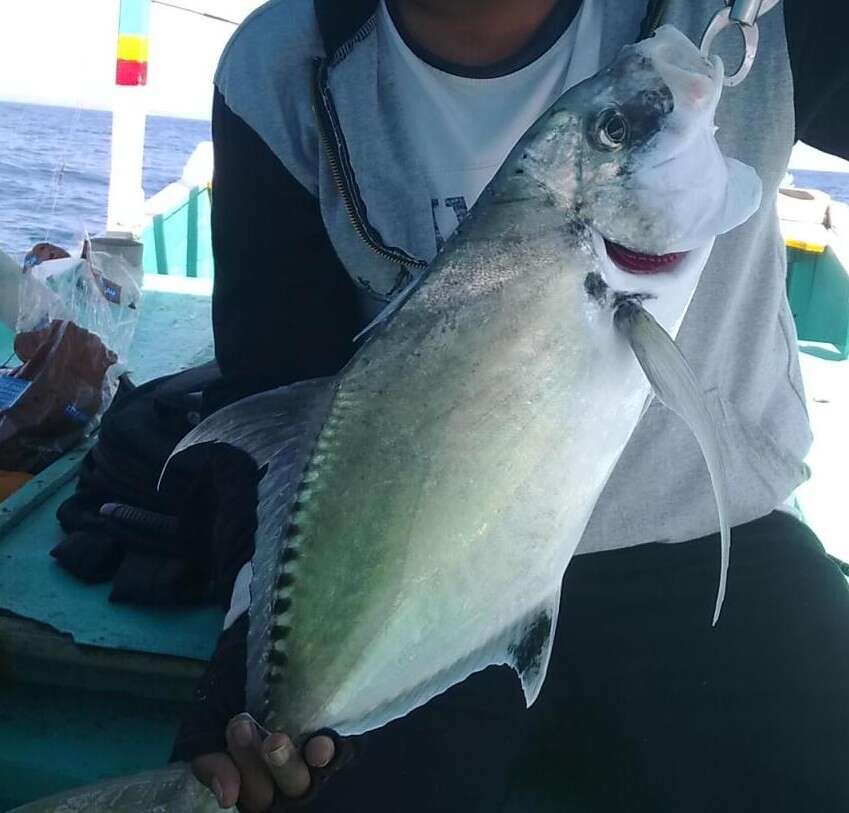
top-left (0, 0), bottom-right (262, 119)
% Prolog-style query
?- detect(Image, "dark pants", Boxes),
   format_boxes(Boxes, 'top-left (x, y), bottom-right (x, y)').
top-left (306, 511), bottom-right (849, 812)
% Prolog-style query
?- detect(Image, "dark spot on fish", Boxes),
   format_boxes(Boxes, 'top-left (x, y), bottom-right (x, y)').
top-left (282, 547), bottom-right (300, 563)
top-left (509, 612), bottom-right (551, 676)
top-left (270, 649), bottom-right (289, 667)
top-left (273, 598), bottom-right (292, 615)
top-left (267, 670), bottom-right (285, 684)
top-left (291, 500), bottom-right (304, 514)
top-left (286, 524), bottom-right (301, 538)
top-left (274, 625), bottom-right (292, 639)
top-left (515, 168), bottom-right (525, 175)
top-left (639, 87), bottom-right (674, 116)
top-left (613, 290), bottom-right (654, 310)
top-left (276, 572), bottom-right (295, 588)
top-left (584, 271), bottom-right (609, 304)
top-left (613, 292), bottom-right (655, 330)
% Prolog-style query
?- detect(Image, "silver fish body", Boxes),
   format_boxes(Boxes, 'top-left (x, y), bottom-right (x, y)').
top-left (9, 26), bottom-right (761, 812)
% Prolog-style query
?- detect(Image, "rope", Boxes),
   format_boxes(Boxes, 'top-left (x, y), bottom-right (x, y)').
top-left (151, 1), bottom-right (239, 26)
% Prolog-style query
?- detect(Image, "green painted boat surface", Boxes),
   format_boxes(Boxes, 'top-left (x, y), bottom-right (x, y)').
top-left (141, 186), bottom-right (214, 279)
top-left (0, 282), bottom-right (222, 811)
top-left (787, 243), bottom-right (849, 360)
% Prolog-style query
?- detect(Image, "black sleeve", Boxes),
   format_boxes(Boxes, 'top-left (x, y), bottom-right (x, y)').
top-left (785, 0), bottom-right (849, 158)
top-left (209, 89), bottom-right (362, 404)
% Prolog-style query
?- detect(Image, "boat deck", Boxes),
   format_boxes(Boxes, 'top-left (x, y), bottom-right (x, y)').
top-left (0, 279), bottom-right (223, 810)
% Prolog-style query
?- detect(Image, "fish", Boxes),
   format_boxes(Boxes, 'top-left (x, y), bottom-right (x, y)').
top-left (10, 25), bottom-right (761, 812)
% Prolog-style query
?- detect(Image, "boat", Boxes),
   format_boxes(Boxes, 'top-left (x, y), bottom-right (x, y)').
top-left (0, 6), bottom-right (847, 811)
top-left (780, 145), bottom-right (849, 572)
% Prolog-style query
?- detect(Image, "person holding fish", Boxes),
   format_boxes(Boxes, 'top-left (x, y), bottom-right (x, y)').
top-left (178, 0), bottom-right (849, 811)
top-left (13, 2), bottom-right (848, 813)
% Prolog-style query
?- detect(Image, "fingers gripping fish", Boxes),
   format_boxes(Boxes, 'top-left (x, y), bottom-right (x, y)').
top-left (10, 26), bottom-right (760, 812)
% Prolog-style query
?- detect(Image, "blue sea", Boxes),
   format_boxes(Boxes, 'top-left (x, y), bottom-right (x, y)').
top-left (0, 100), bottom-right (210, 261)
top-left (1, 100), bottom-right (848, 266)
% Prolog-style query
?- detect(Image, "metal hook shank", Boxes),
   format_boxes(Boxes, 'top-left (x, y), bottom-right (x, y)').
top-left (700, 7), bottom-right (760, 87)
top-left (729, 0), bottom-right (781, 26)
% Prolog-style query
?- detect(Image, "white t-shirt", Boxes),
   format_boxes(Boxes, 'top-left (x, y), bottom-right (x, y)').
top-left (376, 0), bottom-right (602, 249)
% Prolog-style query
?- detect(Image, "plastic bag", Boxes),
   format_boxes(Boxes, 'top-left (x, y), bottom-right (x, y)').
top-left (0, 248), bottom-right (142, 474)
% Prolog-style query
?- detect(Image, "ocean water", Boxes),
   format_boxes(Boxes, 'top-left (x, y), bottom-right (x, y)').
top-left (1, 100), bottom-right (848, 266)
top-left (789, 169), bottom-right (849, 206)
top-left (0, 100), bottom-right (210, 261)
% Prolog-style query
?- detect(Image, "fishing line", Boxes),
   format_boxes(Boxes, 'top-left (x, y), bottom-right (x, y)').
top-left (40, 105), bottom-right (85, 246)
top-left (151, 1), bottom-right (239, 26)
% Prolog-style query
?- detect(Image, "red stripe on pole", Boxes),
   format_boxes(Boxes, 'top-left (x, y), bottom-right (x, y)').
top-left (116, 59), bottom-right (148, 86)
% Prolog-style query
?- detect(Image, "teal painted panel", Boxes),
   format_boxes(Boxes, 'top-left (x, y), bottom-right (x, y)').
top-left (197, 188), bottom-right (214, 278)
top-left (153, 212), bottom-right (169, 275)
top-left (141, 223), bottom-right (157, 275)
top-left (787, 246), bottom-right (849, 359)
top-left (186, 188), bottom-right (199, 278)
top-left (0, 680), bottom-right (187, 811)
top-left (0, 478), bottom-right (222, 660)
top-left (128, 288), bottom-right (215, 382)
top-left (0, 320), bottom-right (15, 363)
top-left (139, 187), bottom-right (214, 279)
top-left (0, 286), bottom-right (221, 660)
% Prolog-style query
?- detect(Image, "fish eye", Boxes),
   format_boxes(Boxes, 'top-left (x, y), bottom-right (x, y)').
top-left (592, 108), bottom-right (629, 151)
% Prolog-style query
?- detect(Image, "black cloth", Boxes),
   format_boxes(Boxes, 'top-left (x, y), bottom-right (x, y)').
top-left (52, 363), bottom-right (258, 607)
top-left (173, 511), bottom-right (849, 811)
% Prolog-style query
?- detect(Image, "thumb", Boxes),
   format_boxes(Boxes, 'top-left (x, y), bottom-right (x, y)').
top-left (192, 752), bottom-right (242, 809)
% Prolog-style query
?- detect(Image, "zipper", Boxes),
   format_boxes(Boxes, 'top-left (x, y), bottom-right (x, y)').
top-left (312, 58), bottom-right (428, 277)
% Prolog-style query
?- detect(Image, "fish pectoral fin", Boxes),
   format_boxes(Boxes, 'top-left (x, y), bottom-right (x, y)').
top-left (506, 587), bottom-right (562, 707)
top-left (614, 299), bottom-right (731, 626)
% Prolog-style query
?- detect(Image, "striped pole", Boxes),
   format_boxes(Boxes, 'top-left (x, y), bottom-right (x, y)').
top-left (116, 0), bottom-right (151, 86)
top-left (106, 0), bottom-right (151, 235)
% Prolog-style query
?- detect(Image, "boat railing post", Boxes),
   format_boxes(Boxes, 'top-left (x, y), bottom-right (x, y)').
top-left (106, 0), bottom-right (151, 239)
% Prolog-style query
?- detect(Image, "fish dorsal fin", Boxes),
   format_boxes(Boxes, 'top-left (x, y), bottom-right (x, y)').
top-left (615, 300), bottom-right (730, 625)
top-left (353, 271), bottom-right (427, 345)
top-left (161, 378), bottom-right (338, 720)
top-left (333, 587), bottom-right (562, 737)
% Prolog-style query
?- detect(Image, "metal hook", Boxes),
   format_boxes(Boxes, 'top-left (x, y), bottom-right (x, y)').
top-left (700, 0), bottom-right (780, 87)
top-left (700, 7), bottom-right (759, 87)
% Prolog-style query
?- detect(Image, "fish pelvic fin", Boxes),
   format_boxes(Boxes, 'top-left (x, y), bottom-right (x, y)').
top-left (615, 299), bottom-right (730, 626)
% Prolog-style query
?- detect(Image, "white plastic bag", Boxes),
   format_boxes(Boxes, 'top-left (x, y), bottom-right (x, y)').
top-left (0, 250), bottom-right (142, 473)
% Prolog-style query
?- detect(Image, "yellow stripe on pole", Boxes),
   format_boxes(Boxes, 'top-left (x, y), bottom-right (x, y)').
top-left (117, 34), bottom-right (149, 63)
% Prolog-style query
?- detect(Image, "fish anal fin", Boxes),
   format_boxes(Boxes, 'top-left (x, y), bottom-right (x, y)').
top-left (331, 589), bottom-right (562, 737)
top-left (507, 589), bottom-right (561, 707)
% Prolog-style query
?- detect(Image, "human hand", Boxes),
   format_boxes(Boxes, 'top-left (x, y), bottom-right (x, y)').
top-left (192, 714), bottom-right (338, 811)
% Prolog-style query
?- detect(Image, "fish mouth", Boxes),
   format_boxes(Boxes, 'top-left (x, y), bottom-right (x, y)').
top-left (604, 240), bottom-right (688, 275)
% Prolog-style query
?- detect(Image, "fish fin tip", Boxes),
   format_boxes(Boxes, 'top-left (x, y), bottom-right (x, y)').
top-left (616, 301), bottom-right (732, 626)
top-left (331, 589), bottom-right (562, 736)
top-left (509, 589), bottom-right (561, 708)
